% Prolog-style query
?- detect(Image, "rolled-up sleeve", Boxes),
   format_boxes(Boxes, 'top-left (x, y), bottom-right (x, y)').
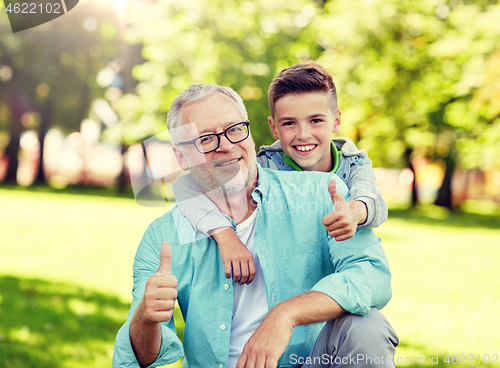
top-left (346, 155), bottom-right (388, 229)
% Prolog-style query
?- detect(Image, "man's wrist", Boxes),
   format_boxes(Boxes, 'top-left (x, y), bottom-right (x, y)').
top-left (271, 299), bottom-right (303, 328)
top-left (130, 304), bottom-right (163, 367)
top-left (274, 292), bottom-right (346, 327)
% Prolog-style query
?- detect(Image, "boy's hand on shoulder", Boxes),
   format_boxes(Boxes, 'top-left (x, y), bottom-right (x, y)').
top-left (322, 180), bottom-right (368, 241)
top-left (211, 227), bottom-right (256, 285)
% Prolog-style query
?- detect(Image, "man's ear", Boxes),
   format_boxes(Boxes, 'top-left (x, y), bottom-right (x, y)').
top-left (173, 145), bottom-right (190, 171)
top-left (332, 109), bottom-right (341, 134)
top-left (268, 116), bottom-right (280, 140)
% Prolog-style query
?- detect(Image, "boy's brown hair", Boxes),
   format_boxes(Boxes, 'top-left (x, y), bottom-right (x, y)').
top-left (268, 61), bottom-right (338, 117)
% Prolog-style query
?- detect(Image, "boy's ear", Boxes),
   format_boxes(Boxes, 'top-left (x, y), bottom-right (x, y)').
top-left (268, 116), bottom-right (280, 140)
top-left (173, 145), bottom-right (190, 171)
top-left (332, 109), bottom-right (341, 134)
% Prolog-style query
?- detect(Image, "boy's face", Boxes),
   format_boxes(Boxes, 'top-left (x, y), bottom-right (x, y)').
top-left (268, 91), bottom-right (341, 172)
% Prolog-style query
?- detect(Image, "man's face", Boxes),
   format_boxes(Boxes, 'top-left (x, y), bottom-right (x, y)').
top-left (268, 91), bottom-right (341, 172)
top-left (173, 92), bottom-right (257, 195)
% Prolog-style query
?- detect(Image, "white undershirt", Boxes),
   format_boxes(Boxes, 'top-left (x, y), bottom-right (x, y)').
top-left (227, 208), bottom-right (269, 368)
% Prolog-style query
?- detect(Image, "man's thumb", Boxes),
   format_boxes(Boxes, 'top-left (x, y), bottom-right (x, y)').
top-left (157, 241), bottom-right (172, 275)
top-left (328, 179), bottom-right (343, 205)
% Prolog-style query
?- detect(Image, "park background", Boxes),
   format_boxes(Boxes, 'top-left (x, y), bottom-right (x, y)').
top-left (1, 0), bottom-right (499, 367)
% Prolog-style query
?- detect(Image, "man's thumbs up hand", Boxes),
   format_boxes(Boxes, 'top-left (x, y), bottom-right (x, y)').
top-left (322, 179), bottom-right (367, 241)
top-left (156, 241), bottom-right (173, 276)
top-left (141, 242), bottom-right (178, 324)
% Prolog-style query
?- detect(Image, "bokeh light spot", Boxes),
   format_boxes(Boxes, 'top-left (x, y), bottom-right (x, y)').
top-left (83, 18), bottom-right (98, 32)
top-left (60, 52), bottom-right (74, 66)
top-left (0, 65), bottom-right (13, 82)
top-left (36, 84), bottom-right (50, 98)
top-left (20, 112), bottom-right (40, 128)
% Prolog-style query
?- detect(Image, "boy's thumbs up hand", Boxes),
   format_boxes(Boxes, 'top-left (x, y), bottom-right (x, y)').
top-left (141, 242), bottom-right (178, 324)
top-left (328, 179), bottom-right (344, 207)
top-left (322, 179), bottom-right (367, 241)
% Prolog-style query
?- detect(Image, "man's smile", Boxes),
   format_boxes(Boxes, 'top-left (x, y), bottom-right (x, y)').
top-left (214, 157), bottom-right (242, 167)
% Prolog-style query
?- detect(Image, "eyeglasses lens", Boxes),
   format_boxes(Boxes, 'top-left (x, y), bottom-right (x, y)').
top-left (195, 123), bottom-right (248, 153)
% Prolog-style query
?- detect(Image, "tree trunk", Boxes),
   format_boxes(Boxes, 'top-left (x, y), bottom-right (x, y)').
top-left (434, 151), bottom-right (456, 209)
top-left (4, 131), bottom-right (21, 184)
top-left (117, 143), bottom-right (129, 194)
top-left (404, 148), bottom-right (418, 207)
top-left (34, 100), bottom-right (54, 185)
top-left (3, 81), bottom-right (31, 185)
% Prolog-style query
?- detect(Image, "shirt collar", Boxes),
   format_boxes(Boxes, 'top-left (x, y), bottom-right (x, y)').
top-left (251, 163), bottom-right (268, 204)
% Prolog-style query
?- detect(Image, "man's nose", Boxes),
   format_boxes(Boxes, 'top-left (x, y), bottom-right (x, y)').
top-left (215, 135), bottom-right (234, 152)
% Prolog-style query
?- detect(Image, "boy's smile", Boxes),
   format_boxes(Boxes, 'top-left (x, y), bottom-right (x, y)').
top-left (294, 144), bottom-right (316, 152)
top-left (268, 91), bottom-right (341, 172)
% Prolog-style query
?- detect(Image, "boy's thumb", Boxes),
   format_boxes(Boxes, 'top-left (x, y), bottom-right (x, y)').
top-left (328, 179), bottom-right (343, 205)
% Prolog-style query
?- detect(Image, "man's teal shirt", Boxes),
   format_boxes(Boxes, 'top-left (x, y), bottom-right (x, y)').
top-left (113, 165), bottom-right (392, 368)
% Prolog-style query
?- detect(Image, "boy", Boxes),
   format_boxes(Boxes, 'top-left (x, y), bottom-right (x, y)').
top-left (172, 61), bottom-right (387, 284)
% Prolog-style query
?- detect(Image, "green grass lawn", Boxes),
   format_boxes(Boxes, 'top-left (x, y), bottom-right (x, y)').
top-left (1, 187), bottom-right (499, 367)
top-left (377, 207), bottom-right (500, 366)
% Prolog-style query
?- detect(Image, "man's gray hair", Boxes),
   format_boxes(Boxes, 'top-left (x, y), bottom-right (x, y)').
top-left (167, 83), bottom-right (248, 143)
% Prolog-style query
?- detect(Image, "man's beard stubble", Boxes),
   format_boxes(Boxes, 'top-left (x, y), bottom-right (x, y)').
top-left (188, 157), bottom-right (254, 197)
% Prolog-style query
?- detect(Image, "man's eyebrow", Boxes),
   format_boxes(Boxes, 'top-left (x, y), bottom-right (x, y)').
top-left (197, 128), bottom-right (212, 135)
top-left (197, 121), bottom-right (242, 135)
top-left (193, 125), bottom-right (215, 135)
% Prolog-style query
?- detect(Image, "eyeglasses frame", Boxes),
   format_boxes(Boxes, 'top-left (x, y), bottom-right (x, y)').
top-left (176, 121), bottom-right (250, 154)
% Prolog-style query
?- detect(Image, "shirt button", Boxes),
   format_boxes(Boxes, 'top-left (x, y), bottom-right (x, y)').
top-left (224, 284), bottom-right (229, 290)
top-left (219, 365), bottom-right (224, 368)
top-left (220, 324), bottom-right (226, 331)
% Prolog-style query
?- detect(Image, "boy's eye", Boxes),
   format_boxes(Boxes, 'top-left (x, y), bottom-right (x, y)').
top-left (282, 121), bottom-right (294, 126)
top-left (311, 118), bottom-right (323, 124)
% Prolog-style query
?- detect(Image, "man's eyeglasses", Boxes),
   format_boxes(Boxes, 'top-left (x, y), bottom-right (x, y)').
top-left (176, 121), bottom-right (250, 154)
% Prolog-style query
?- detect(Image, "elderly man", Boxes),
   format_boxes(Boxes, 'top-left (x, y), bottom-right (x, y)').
top-left (113, 83), bottom-right (398, 368)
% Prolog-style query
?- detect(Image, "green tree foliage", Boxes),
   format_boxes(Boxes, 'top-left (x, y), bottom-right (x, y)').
top-left (108, 0), bottom-right (321, 149)
top-left (114, 0), bottom-right (500, 208)
top-left (0, 1), bottom-right (122, 183)
top-left (315, 0), bottom-right (500, 207)
top-left (462, 50), bottom-right (500, 171)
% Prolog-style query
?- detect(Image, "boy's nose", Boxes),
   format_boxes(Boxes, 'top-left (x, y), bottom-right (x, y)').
top-left (297, 126), bottom-right (312, 140)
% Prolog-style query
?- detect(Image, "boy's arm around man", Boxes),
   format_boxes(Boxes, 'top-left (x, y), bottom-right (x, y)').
top-left (333, 137), bottom-right (388, 229)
